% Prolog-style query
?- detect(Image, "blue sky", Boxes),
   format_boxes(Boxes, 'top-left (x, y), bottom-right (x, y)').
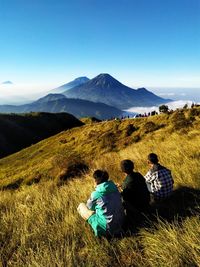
top-left (0, 0), bottom-right (200, 95)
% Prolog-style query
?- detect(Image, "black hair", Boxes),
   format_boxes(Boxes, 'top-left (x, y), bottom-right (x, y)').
top-left (120, 159), bottom-right (134, 173)
top-left (148, 153), bottom-right (159, 164)
top-left (93, 170), bottom-right (109, 183)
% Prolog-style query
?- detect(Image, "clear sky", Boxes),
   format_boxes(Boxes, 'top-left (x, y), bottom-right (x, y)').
top-left (0, 0), bottom-right (200, 96)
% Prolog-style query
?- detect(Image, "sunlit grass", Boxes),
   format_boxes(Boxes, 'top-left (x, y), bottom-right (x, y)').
top-left (0, 107), bottom-right (200, 266)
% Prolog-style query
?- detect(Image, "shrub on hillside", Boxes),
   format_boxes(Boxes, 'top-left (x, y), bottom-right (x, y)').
top-left (171, 111), bottom-right (192, 130)
top-left (51, 154), bottom-right (89, 183)
top-left (142, 121), bottom-right (162, 134)
top-left (132, 134), bottom-right (141, 142)
top-left (100, 132), bottom-right (116, 151)
top-left (1, 178), bottom-right (23, 190)
top-left (125, 124), bottom-right (138, 136)
top-left (188, 107), bottom-right (200, 118)
top-left (26, 173), bottom-right (41, 186)
top-left (159, 104), bottom-right (169, 113)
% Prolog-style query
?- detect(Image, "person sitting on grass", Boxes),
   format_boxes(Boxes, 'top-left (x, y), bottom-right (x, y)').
top-left (120, 159), bottom-right (150, 215)
top-left (144, 153), bottom-right (174, 202)
top-left (77, 170), bottom-right (125, 237)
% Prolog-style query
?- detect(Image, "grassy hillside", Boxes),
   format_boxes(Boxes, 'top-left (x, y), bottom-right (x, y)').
top-left (0, 112), bottom-right (83, 158)
top-left (0, 107), bottom-right (200, 266)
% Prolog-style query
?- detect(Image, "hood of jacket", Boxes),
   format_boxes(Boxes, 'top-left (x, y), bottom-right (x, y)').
top-left (95, 180), bottom-right (118, 195)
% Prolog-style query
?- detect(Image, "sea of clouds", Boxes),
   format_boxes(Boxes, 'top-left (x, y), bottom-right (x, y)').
top-left (124, 100), bottom-right (196, 116)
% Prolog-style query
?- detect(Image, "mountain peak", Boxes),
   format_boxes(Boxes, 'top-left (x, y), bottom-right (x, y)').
top-left (137, 87), bottom-right (148, 92)
top-left (74, 77), bottom-right (89, 82)
top-left (1, 81), bottom-right (13, 85)
top-left (95, 73), bottom-right (118, 81)
top-left (88, 73), bottom-right (123, 88)
top-left (96, 73), bottom-right (113, 79)
top-left (51, 76), bottom-right (90, 94)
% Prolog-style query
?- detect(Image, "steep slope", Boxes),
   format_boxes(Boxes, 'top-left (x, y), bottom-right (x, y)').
top-left (0, 107), bottom-right (199, 187)
top-left (64, 73), bottom-right (169, 109)
top-left (0, 94), bottom-right (123, 120)
top-left (0, 112), bottom-right (83, 158)
top-left (51, 76), bottom-right (90, 93)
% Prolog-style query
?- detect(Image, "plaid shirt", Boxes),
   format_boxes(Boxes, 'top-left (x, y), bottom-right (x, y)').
top-left (144, 164), bottom-right (174, 199)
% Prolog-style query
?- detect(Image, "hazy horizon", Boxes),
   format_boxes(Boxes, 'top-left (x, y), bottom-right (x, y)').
top-left (0, 75), bottom-right (200, 106)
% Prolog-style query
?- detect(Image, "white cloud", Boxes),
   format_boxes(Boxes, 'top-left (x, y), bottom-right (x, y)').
top-left (158, 93), bottom-right (175, 96)
top-left (0, 83), bottom-right (51, 97)
top-left (124, 100), bottom-right (196, 114)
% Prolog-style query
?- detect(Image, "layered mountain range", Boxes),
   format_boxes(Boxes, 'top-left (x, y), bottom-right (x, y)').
top-left (0, 73), bottom-right (169, 119)
top-left (0, 94), bottom-right (122, 120)
top-left (63, 73), bottom-right (169, 109)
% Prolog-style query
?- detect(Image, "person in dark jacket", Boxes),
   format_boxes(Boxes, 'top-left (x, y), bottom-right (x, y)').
top-left (120, 159), bottom-right (150, 214)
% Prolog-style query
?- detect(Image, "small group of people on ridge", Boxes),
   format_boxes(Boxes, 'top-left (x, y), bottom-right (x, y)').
top-left (77, 153), bottom-right (174, 237)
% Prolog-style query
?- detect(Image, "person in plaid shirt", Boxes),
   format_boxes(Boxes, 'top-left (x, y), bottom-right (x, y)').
top-left (144, 153), bottom-right (174, 201)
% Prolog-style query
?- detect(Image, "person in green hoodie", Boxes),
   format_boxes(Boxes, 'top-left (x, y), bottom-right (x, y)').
top-left (77, 170), bottom-right (125, 237)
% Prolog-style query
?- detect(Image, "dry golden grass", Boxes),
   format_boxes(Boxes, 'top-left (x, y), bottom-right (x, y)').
top-left (0, 107), bottom-right (200, 266)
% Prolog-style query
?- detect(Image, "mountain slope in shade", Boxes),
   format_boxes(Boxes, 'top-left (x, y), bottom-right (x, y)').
top-left (64, 73), bottom-right (169, 109)
top-left (51, 77), bottom-right (90, 94)
top-left (0, 94), bottom-right (123, 120)
top-left (0, 112), bottom-right (83, 158)
top-left (35, 93), bottom-right (66, 103)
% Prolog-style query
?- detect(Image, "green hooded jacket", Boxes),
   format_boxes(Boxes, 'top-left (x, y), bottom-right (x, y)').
top-left (86, 180), bottom-right (125, 237)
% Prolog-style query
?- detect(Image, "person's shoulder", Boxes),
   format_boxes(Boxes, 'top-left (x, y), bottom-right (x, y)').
top-left (158, 164), bottom-right (171, 173)
top-left (91, 189), bottom-right (102, 199)
top-left (134, 172), bottom-right (145, 179)
top-left (158, 165), bottom-right (172, 179)
top-left (123, 174), bottom-right (132, 182)
top-left (134, 171), bottom-right (144, 176)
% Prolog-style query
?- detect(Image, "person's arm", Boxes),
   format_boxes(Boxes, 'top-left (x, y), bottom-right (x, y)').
top-left (121, 177), bottom-right (134, 201)
top-left (86, 191), bottom-right (97, 211)
top-left (121, 176), bottom-right (130, 190)
top-left (116, 183), bottom-right (122, 191)
top-left (168, 169), bottom-right (174, 184)
top-left (144, 170), bottom-right (157, 183)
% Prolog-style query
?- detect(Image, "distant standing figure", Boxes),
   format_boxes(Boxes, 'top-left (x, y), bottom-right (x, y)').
top-left (120, 160), bottom-right (150, 213)
top-left (77, 170), bottom-right (125, 237)
top-left (144, 153), bottom-right (174, 201)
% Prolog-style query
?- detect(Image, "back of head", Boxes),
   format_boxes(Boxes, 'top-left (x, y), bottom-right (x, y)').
top-left (148, 153), bottom-right (159, 164)
top-left (93, 169), bottom-right (109, 184)
top-left (120, 159), bottom-right (134, 174)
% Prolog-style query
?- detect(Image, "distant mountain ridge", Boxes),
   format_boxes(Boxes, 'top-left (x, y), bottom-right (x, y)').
top-left (35, 94), bottom-right (66, 103)
top-left (0, 74), bottom-right (169, 118)
top-left (1, 81), bottom-right (13, 85)
top-left (51, 77), bottom-right (90, 94)
top-left (0, 94), bottom-right (123, 120)
top-left (64, 73), bottom-right (169, 109)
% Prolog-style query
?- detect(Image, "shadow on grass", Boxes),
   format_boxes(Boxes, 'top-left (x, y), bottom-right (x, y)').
top-left (1, 178), bottom-right (23, 190)
top-left (117, 186), bottom-right (200, 238)
top-left (150, 186), bottom-right (200, 222)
